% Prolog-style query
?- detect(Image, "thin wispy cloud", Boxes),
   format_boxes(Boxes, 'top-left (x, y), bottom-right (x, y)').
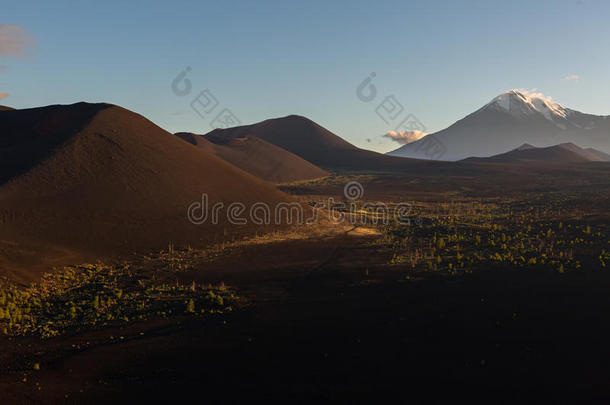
top-left (383, 130), bottom-right (428, 145)
top-left (0, 92), bottom-right (9, 100)
top-left (513, 88), bottom-right (555, 102)
top-left (0, 25), bottom-right (32, 58)
top-left (561, 74), bottom-right (580, 83)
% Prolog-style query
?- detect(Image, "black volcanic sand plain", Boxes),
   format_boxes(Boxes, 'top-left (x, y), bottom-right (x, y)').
top-left (1, 169), bottom-right (610, 403)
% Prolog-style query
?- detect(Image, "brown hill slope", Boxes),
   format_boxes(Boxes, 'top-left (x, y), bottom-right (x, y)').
top-left (0, 103), bottom-right (293, 280)
top-left (176, 132), bottom-right (329, 183)
top-left (585, 148), bottom-right (610, 162)
top-left (557, 143), bottom-right (609, 161)
top-left (204, 115), bottom-right (426, 172)
top-left (0, 105), bottom-right (14, 111)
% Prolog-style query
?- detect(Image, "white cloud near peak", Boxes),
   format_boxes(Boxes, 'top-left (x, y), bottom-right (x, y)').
top-left (383, 130), bottom-right (428, 145)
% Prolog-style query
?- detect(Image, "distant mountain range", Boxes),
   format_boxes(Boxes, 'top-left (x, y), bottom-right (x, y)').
top-left (388, 90), bottom-right (610, 161)
top-left (463, 142), bottom-right (610, 164)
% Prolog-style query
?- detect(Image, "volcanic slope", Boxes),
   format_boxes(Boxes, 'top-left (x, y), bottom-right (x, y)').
top-left (175, 132), bottom-right (329, 183)
top-left (0, 103), bottom-right (293, 279)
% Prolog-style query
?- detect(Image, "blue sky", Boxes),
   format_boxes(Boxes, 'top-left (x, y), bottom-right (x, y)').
top-left (2, 0), bottom-right (609, 152)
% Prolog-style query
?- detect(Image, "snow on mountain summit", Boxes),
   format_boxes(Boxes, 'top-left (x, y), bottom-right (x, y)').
top-left (486, 90), bottom-right (574, 126)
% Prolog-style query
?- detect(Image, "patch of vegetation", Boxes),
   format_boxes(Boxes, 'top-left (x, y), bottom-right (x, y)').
top-left (382, 194), bottom-right (610, 276)
top-left (0, 263), bottom-right (239, 339)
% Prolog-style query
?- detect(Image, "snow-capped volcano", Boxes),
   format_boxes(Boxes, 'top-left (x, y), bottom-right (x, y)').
top-left (387, 90), bottom-right (610, 161)
top-left (487, 90), bottom-right (573, 124)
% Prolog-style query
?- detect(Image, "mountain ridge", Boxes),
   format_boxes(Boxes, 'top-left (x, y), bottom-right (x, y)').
top-left (462, 142), bottom-right (610, 164)
top-left (203, 115), bottom-right (430, 172)
top-left (175, 131), bottom-right (329, 183)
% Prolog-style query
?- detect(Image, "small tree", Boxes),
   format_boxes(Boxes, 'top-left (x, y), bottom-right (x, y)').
top-left (186, 299), bottom-right (195, 313)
